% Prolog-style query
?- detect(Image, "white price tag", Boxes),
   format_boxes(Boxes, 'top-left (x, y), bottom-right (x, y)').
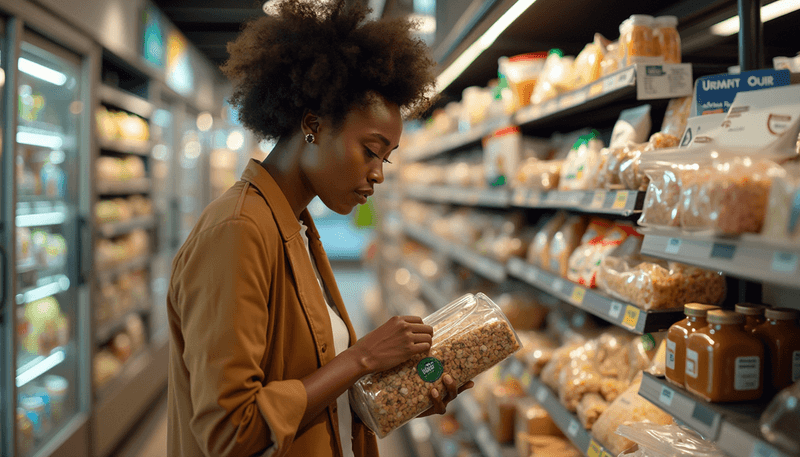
top-left (567, 419), bottom-right (580, 437)
top-left (659, 385), bottom-right (675, 406)
top-left (536, 386), bottom-right (548, 403)
top-left (553, 279), bottom-right (565, 293)
top-left (771, 251), bottom-right (798, 273)
top-left (609, 302), bottom-right (624, 319)
top-left (665, 238), bottom-right (682, 254)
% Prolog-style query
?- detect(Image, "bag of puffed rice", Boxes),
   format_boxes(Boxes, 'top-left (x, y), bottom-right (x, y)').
top-left (349, 293), bottom-right (522, 438)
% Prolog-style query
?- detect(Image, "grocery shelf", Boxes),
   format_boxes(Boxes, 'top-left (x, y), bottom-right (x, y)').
top-left (95, 301), bottom-right (151, 346)
top-left (640, 230), bottom-right (800, 289)
top-left (404, 185), bottom-right (510, 208)
top-left (96, 178), bottom-right (152, 196)
top-left (403, 116), bottom-right (512, 162)
top-left (510, 189), bottom-right (645, 216)
top-left (98, 84), bottom-right (154, 119)
top-left (99, 137), bottom-right (152, 156)
top-left (453, 393), bottom-right (517, 457)
top-left (97, 215), bottom-right (156, 238)
top-left (506, 257), bottom-right (683, 334)
top-left (15, 273), bottom-right (70, 305)
top-left (16, 345), bottom-right (69, 388)
top-left (638, 373), bottom-right (794, 457)
top-left (96, 254), bottom-right (151, 283)
top-left (503, 359), bottom-right (615, 457)
top-left (403, 223), bottom-right (507, 283)
top-left (16, 200), bottom-right (69, 227)
top-left (93, 337), bottom-right (168, 457)
top-left (406, 417), bottom-right (462, 457)
top-left (514, 64), bottom-right (691, 129)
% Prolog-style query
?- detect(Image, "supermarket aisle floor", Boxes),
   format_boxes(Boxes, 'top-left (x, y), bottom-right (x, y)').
top-left (120, 262), bottom-right (412, 457)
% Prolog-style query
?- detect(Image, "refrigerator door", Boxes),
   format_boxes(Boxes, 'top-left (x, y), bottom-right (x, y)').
top-left (14, 37), bottom-right (83, 457)
top-left (1, 21), bottom-right (9, 457)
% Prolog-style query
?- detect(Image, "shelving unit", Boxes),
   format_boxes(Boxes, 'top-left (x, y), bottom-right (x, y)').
top-left (404, 185), bottom-right (510, 208)
top-left (94, 302), bottom-right (151, 345)
top-left (403, 116), bottom-right (512, 162)
top-left (638, 373), bottom-right (794, 457)
top-left (97, 215), bottom-right (156, 238)
top-left (98, 138), bottom-right (152, 156)
top-left (506, 257), bottom-right (683, 334)
top-left (96, 255), bottom-right (151, 284)
top-left (640, 230), bottom-right (800, 288)
top-left (453, 394), bottom-right (517, 457)
top-left (96, 178), bottom-right (153, 196)
top-left (502, 360), bottom-right (615, 457)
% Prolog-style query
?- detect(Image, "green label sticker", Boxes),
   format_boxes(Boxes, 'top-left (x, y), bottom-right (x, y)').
top-left (642, 333), bottom-right (656, 351)
top-left (417, 357), bottom-right (444, 383)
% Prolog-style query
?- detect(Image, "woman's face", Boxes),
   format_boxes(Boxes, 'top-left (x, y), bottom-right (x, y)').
top-left (301, 96), bottom-right (403, 215)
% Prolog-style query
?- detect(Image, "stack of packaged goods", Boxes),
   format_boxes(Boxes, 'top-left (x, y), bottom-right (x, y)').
top-left (95, 195), bottom-right (153, 225)
top-left (94, 229), bottom-right (150, 267)
top-left (93, 313), bottom-right (147, 390)
top-left (96, 107), bottom-right (151, 150)
top-left (17, 374), bottom-right (70, 454)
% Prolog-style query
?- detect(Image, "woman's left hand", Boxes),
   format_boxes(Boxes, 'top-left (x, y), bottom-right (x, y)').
top-left (418, 374), bottom-right (475, 417)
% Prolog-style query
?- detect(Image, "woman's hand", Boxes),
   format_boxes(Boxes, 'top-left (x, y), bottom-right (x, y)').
top-left (418, 374), bottom-right (475, 417)
top-left (349, 316), bottom-right (433, 373)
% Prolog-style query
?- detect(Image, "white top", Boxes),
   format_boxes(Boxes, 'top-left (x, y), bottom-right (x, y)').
top-left (298, 222), bottom-right (354, 457)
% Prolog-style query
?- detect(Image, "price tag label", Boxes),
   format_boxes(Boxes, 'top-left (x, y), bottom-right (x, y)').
top-left (710, 242), bottom-right (736, 260)
top-left (602, 75), bottom-right (617, 93)
top-left (590, 191), bottom-right (607, 209)
top-left (665, 238), bottom-right (682, 254)
top-left (587, 440), bottom-right (603, 457)
top-left (553, 279), bottom-right (565, 294)
top-left (571, 287), bottom-right (586, 304)
top-left (771, 251), bottom-right (798, 273)
top-left (612, 191), bottom-right (629, 209)
top-left (609, 301), bottom-right (624, 319)
top-left (536, 386), bottom-right (548, 403)
top-left (589, 82), bottom-right (603, 97)
top-left (659, 385), bottom-right (675, 406)
top-left (622, 305), bottom-right (641, 330)
top-left (567, 419), bottom-right (580, 437)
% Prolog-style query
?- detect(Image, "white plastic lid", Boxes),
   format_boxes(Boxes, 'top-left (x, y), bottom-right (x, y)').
top-left (21, 396), bottom-right (44, 411)
top-left (44, 375), bottom-right (69, 393)
top-left (629, 14), bottom-right (655, 27)
top-left (619, 18), bottom-right (631, 33)
top-left (654, 15), bottom-right (678, 28)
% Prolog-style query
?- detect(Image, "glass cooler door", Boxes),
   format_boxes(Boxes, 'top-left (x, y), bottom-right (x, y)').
top-left (14, 37), bottom-right (82, 457)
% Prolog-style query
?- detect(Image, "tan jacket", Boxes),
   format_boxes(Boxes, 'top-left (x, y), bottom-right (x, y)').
top-left (167, 160), bottom-right (379, 457)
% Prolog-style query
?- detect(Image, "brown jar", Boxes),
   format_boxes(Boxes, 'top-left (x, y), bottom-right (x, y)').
top-left (736, 303), bottom-right (770, 333)
top-left (665, 303), bottom-right (720, 387)
top-left (685, 310), bottom-right (764, 402)
top-left (753, 307), bottom-right (800, 393)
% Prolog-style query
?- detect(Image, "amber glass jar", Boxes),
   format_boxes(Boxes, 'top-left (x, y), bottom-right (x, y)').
top-left (753, 307), bottom-right (800, 393)
top-left (736, 303), bottom-right (769, 333)
top-left (685, 310), bottom-right (764, 402)
top-left (653, 15), bottom-right (681, 63)
top-left (665, 303), bottom-right (719, 387)
top-left (621, 15), bottom-right (655, 66)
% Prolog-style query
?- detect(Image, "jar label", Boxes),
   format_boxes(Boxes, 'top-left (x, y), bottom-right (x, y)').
top-left (686, 349), bottom-right (699, 378)
top-left (735, 356), bottom-right (760, 391)
top-left (793, 351), bottom-right (800, 382)
top-left (666, 339), bottom-right (676, 370)
top-left (417, 357), bottom-right (444, 383)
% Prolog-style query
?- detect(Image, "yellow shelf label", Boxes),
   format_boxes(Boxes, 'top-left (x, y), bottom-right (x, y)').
top-left (589, 83), bottom-right (603, 97)
top-left (622, 305), bottom-right (641, 329)
top-left (571, 287), bottom-right (586, 304)
top-left (612, 191), bottom-right (629, 209)
top-left (521, 372), bottom-right (532, 388)
top-left (587, 440), bottom-right (602, 457)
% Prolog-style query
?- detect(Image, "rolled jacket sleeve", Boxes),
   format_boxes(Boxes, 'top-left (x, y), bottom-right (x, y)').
top-left (174, 218), bottom-right (307, 457)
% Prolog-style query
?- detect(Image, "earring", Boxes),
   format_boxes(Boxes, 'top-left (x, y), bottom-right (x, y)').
top-left (305, 133), bottom-right (315, 144)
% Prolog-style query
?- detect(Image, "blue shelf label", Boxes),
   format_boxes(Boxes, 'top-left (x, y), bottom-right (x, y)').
top-left (696, 69), bottom-right (791, 116)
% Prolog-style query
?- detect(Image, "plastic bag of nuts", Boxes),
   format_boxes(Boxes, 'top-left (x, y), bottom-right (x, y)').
top-left (350, 293), bottom-right (522, 438)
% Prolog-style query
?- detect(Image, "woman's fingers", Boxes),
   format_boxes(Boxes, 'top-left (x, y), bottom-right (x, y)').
top-left (407, 322), bottom-right (433, 335)
top-left (443, 375), bottom-right (458, 401)
top-left (429, 388), bottom-right (447, 414)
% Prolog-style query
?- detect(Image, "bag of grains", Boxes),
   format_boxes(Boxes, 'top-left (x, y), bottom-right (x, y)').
top-left (350, 293), bottom-right (522, 438)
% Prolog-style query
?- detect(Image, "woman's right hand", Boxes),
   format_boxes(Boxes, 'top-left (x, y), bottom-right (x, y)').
top-left (350, 316), bottom-right (433, 373)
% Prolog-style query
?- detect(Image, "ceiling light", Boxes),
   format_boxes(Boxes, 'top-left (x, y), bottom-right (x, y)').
top-left (710, 0), bottom-right (800, 36)
top-left (436, 0), bottom-right (537, 93)
top-left (197, 112), bottom-right (213, 132)
top-left (18, 57), bottom-right (67, 86)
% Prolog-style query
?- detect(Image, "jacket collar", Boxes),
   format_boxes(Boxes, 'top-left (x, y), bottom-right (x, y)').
top-left (240, 159), bottom-right (307, 242)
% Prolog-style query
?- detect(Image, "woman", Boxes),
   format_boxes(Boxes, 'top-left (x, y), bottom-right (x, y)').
top-left (166, 1), bottom-right (473, 456)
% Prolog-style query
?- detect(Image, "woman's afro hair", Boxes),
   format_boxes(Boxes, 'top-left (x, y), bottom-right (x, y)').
top-left (221, 0), bottom-right (437, 140)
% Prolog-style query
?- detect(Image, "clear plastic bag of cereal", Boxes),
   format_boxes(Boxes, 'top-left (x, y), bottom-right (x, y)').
top-left (681, 157), bottom-right (784, 234)
top-left (638, 164), bottom-right (685, 228)
top-left (350, 293), bottom-right (522, 438)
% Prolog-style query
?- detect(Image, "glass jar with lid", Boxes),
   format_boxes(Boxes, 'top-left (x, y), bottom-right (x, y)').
top-left (621, 15), bottom-right (655, 66)
top-left (735, 303), bottom-right (769, 333)
top-left (666, 303), bottom-right (719, 387)
top-left (685, 310), bottom-right (764, 402)
top-left (653, 15), bottom-right (681, 63)
top-left (753, 307), bottom-right (800, 393)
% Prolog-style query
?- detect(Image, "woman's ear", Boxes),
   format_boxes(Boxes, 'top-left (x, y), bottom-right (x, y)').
top-left (301, 110), bottom-right (321, 136)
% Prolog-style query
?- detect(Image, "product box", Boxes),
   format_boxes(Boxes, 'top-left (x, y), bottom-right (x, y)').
top-left (693, 69), bottom-right (792, 116)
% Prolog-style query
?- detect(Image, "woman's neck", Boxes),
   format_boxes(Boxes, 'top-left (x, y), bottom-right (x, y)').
top-left (260, 134), bottom-right (317, 220)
